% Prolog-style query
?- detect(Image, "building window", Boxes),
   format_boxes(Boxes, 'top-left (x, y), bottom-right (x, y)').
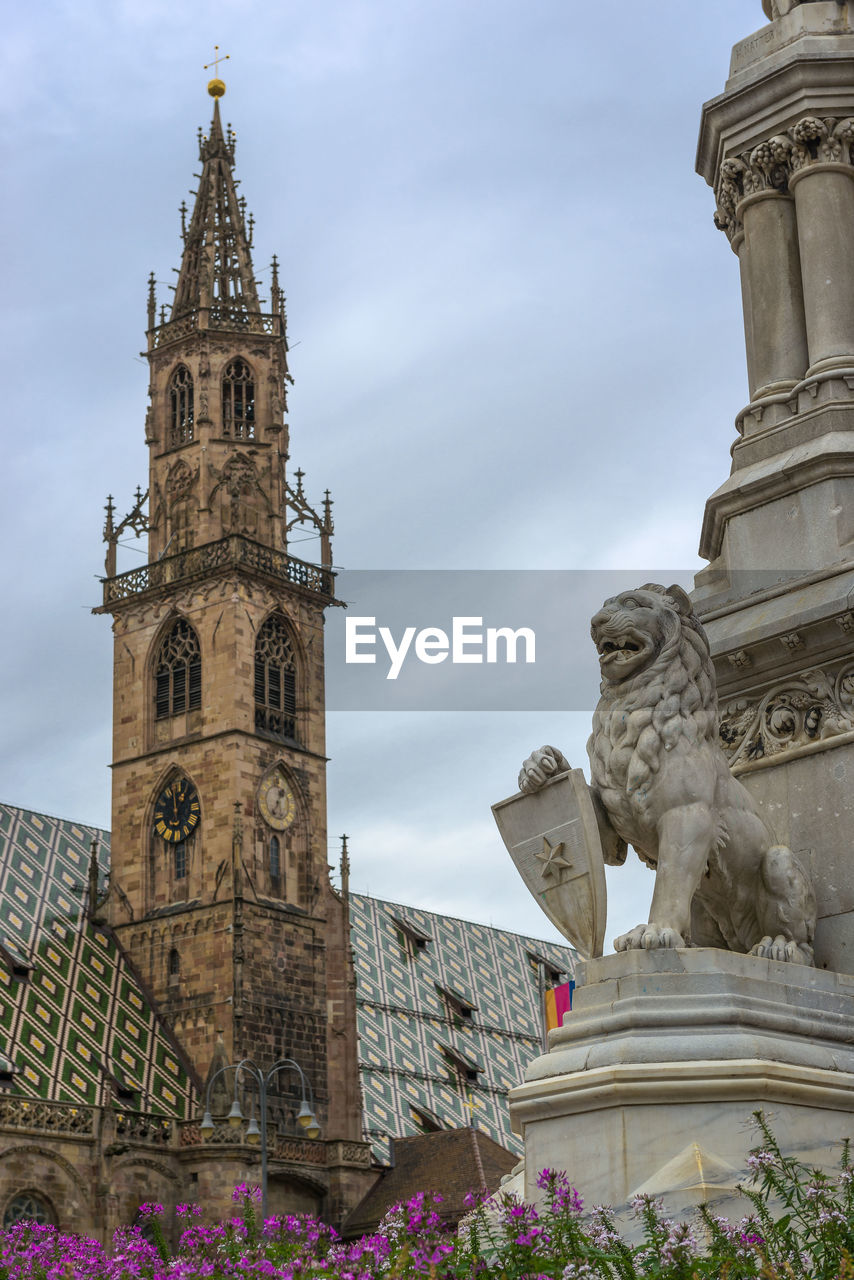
top-left (527, 951), bottom-right (564, 988)
top-left (438, 1043), bottom-right (481, 1089)
top-left (254, 615), bottom-right (297, 741)
top-left (269, 835), bottom-right (281, 881)
top-left (222, 358), bottom-right (255, 439)
top-left (391, 915), bottom-right (431, 962)
top-left (173, 842), bottom-right (187, 880)
top-left (169, 365), bottom-right (194, 447)
top-left (410, 1105), bottom-right (442, 1134)
top-left (155, 619), bottom-right (201, 720)
top-left (437, 984), bottom-right (476, 1027)
top-left (3, 1191), bottom-right (54, 1227)
top-left (169, 947), bottom-right (181, 976)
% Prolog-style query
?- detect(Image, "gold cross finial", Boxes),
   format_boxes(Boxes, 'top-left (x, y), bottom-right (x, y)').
top-left (205, 45), bottom-right (230, 98)
top-left (463, 1092), bottom-right (484, 1127)
top-left (205, 45), bottom-right (230, 76)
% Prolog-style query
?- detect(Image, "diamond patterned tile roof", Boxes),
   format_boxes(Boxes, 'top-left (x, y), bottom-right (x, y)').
top-left (0, 804), bottom-right (575, 1149)
top-left (349, 894), bottom-right (577, 1164)
top-left (0, 805), bottom-right (195, 1116)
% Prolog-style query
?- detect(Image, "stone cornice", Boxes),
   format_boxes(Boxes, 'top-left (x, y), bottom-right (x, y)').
top-left (697, 40), bottom-right (854, 187)
top-left (700, 430), bottom-right (854, 559)
top-left (510, 1058), bottom-right (854, 1126)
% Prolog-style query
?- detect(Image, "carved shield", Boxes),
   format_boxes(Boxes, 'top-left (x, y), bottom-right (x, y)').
top-left (492, 769), bottom-right (607, 959)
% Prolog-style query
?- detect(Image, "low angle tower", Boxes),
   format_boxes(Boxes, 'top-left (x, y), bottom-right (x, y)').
top-left (95, 75), bottom-right (369, 1218)
top-left (693, 0), bottom-right (854, 972)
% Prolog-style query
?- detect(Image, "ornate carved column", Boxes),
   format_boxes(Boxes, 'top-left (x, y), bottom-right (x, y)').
top-left (693, 1), bottom-right (854, 975)
top-left (787, 117), bottom-right (854, 375)
top-left (717, 141), bottom-right (808, 403)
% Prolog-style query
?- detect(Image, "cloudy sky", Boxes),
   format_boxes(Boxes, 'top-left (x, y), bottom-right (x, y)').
top-left (1, 0), bottom-right (762, 954)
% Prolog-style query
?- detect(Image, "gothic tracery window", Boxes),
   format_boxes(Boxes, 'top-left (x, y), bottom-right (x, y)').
top-left (3, 1192), bottom-right (54, 1227)
top-left (254, 615), bottom-right (297, 741)
top-left (155, 619), bottom-right (201, 720)
top-left (169, 365), bottom-right (195, 448)
top-left (269, 835), bottom-right (281, 882)
top-left (222, 358), bottom-right (255, 439)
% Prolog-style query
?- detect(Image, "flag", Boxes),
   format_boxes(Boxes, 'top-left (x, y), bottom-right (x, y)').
top-left (544, 980), bottom-right (574, 1032)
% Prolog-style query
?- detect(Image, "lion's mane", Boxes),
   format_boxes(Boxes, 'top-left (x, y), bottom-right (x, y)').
top-left (588, 586), bottom-right (717, 829)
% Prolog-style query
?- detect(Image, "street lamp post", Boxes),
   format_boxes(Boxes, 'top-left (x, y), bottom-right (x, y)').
top-left (200, 1057), bottom-right (320, 1216)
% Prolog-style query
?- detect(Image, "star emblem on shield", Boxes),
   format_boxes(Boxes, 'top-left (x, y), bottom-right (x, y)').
top-left (492, 769), bottom-right (607, 959)
top-left (535, 833), bottom-right (574, 880)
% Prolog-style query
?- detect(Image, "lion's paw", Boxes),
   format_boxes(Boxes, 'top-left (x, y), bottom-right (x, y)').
top-left (518, 745), bottom-right (570, 795)
top-left (613, 923), bottom-right (685, 952)
top-left (750, 934), bottom-right (813, 965)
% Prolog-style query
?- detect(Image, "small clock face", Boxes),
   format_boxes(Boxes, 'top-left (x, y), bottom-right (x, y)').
top-left (153, 778), bottom-right (200, 842)
top-left (258, 769), bottom-right (296, 831)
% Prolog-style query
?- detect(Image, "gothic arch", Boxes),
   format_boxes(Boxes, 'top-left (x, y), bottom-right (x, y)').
top-left (144, 762), bottom-right (204, 911)
top-left (147, 613), bottom-right (202, 742)
top-left (253, 610), bottom-right (304, 744)
top-left (110, 1155), bottom-right (179, 1182)
top-left (209, 453), bottom-right (271, 538)
top-left (164, 458), bottom-right (197, 552)
top-left (167, 364), bottom-right (195, 448)
top-left (2, 1187), bottom-right (57, 1228)
top-left (0, 1145), bottom-right (79, 1184)
top-left (0, 1146), bottom-right (78, 1229)
top-left (266, 1169), bottom-right (328, 1205)
top-left (221, 356), bottom-right (256, 439)
top-left (255, 760), bottom-right (308, 899)
top-left (109, 1159), bottom-right (178, 1239)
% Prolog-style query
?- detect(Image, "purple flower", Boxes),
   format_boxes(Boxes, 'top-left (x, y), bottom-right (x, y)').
top-left (232, 1181), bottom-right (263, 1203)
top-left (136, 1202), bottom-right (164, 1217)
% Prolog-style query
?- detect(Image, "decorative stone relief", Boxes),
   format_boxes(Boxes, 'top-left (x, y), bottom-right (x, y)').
top-left (165, 459), bottom-right (196, 502)
top-left (720, 660), bottom-right (854, 766)
top-left (714, 117), bottom-right (854, 240)
top-left (208, 454), bottom-right (271, 538)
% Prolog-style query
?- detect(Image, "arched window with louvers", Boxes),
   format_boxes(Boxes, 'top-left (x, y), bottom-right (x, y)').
top-left (254, 615), bottom-right (298, 742)
top-left (154, 618), bottom-right (202, 721)
top-left (222, 358), bottom-right (256, 439)
top-left (168, 365), bottom-right (194, 448)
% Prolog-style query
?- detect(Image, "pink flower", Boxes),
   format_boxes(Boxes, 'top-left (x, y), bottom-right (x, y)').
top-left (137, 1202), bottom-right (164, 1217)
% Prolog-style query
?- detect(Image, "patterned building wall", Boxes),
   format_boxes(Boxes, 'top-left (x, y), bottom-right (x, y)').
top-left (348, 894), bottom-right (576, 1163)
top-left (0, 806), bottom-right (193, 1116)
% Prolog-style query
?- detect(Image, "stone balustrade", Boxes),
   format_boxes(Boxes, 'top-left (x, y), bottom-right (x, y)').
top-left (100, 533), bottom-right (335, 608)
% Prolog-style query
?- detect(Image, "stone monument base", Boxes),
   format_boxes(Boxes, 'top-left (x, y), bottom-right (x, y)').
top-left (509, 949), bottom-right (854, 1221)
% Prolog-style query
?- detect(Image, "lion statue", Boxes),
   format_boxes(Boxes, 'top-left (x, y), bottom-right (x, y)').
top-left (519, 583), bottom-right (816, 964)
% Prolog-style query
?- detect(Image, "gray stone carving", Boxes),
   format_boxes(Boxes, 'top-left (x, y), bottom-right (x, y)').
top-left (517, 584), bottom-right (816, 963)
top-left (762, 0), bottom-right (831, 19)
top-left (714, 116), bottom-right (854, 243)
top-left (720, 659), bottom-right (854, 766)
top-left (492, 770), bottom-right (607, 960)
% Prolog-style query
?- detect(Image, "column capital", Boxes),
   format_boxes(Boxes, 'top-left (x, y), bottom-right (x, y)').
top-left (714, 117), bottom-right (854, 241)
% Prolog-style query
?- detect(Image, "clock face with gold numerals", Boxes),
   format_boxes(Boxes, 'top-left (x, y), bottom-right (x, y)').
top-left (153, 778), bottom-right (200, 842)
top-left (258, 769), bottom-right (297, 831)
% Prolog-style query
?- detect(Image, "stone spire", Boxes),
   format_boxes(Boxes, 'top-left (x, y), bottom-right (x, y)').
top-left (170, 96), bottom-right (262, 328)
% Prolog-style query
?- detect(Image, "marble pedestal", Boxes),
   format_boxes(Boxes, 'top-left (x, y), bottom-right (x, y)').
top-left (509, 949), bottom-right (854, 1220)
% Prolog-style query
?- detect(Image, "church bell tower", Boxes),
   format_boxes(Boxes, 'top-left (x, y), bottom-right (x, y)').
top-left (95, 77), bottom-right (367, 1216)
